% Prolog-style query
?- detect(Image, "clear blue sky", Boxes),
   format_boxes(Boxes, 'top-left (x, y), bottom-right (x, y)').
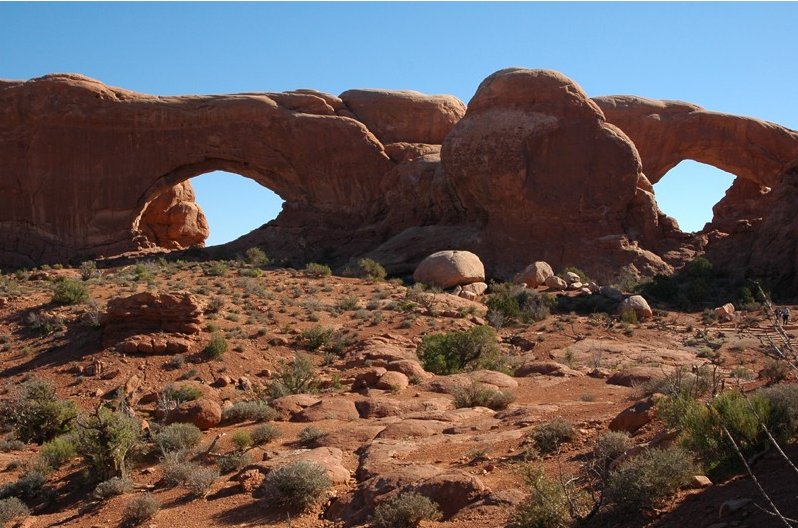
top-left (3, 2), bottom-right (797, 243)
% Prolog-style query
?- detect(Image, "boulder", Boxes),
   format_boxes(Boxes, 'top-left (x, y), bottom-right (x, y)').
top-left (460, 282), bottom-right (488, 296)
top-left (138, 181), bottom-right (209, 249)
top-left (715, 303), bottom-right (735, 322)
top-left (271, 394), bottom-right (321, 420)
top-left (375, 371), bottom-right (410, 392)
top-left (607, 366), bottom-right (670, 387)
top-left (293, 398), bottom-right (360, 422)
top-left (564, 271), bottom-right (581, 284)
top-left (165, 398), bottom-right (221, 430)
top-left (102, 291), bottom-right (204, 346)
top-left (413, 250), bottom-right (485, 289)
top-left (618, 295), bottom-right (653, 320)
top-left (386, 359), bottom-right (430, 380)
top-left (513, 261), bottom-right (554, 288)
top-left (515, 360), bottom-right (582, 377)
top-left (608, 395), bottom-right (659, 434)
top-left (545, 275), bottom-right (567, 291)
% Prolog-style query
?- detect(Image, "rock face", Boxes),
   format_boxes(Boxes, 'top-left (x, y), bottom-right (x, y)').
top-left (413, 250), bottom-right (485, 289)
top-left (102, 291), bottom-right (204, 346)
top-left (3, 70), bottom-right (798, 293)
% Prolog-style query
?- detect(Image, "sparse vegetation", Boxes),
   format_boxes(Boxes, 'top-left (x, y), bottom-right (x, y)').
top-left (4, 378), bottom-right (77, 443)
top-left (93, 476), bottom-right (133, 500)
top-left (251, 424), bottom-right (281, 445)
top-left (531, 418), bottom-right (575, 454)
top-left (451, 382), bottom-right (515, 410)
top-left (74, 405), bottom-right (141, 480)
top-left (485, 282), bottom-right (555, 326)
top-left (52, 277), bottom-right (90, 305)
top-left (203, 331), bottom-right (228, 360)
top-left (357, 258), bottom-right (387, 281)
top-left (40, 434), bottom-right (77, 469)
top-left (298, 426), bottom-right (327, 447)
top-left (245, 247), bottom-right (270, 267)
top-left (222, 400), bottom-right (276, 424)
top-left (373, 491), bottom-right (443, 528)
top-left (154, 423), bottom-right (203, 455)
top-left (267, 355), bottom-right (318, 397)
top-left (304, 262), bottom-right (332, 278)
top-left (417, 325), bottom-right (505, 375)
top-left (0, 497), bottom-right (30, 526)
top-left (260, 460), bottom-right (332, 511)
top-left (122, 494), bottom-right (160, 525)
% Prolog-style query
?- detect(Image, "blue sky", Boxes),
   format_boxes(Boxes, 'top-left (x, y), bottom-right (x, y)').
top-left (3, 2), bottom-right (797, 243)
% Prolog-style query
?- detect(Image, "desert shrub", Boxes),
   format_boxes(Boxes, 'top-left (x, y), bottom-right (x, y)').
top-left (485, 283), bottom-right (554, 325)
top-left (222, 400), bottom-right (276, 424)
top-left (304, 262), bottom-right (331, 278)
top-left (593, 431), bottom-right (632, 475)
top-left (0, 497), bottom-right (29, 526)
top-left (299, 325), bottom-right (333, 350)
top-left (357, 258), bottom-right (387, 281)
top-left (260, 461), bottom-right (331, 511)
top-left (40, 434), bottom-right (77, 469)
top-left (25, 311), bottom-right (65, 336)
top-left (206, 295), bottom-right (225, 313)
top-left (758, 383), bottom-right (798, 440)
top-left (93, 477), bottom-right (133, 500)
top-left (336, 295), bottom-right (359, 311)
top-left (298, 426), bottom-right (327, 447)
top-left (122, 494), bottom-right (159, 525)
top-left (74, 406), bottom-right (141, 480)
top-left (185, 466), bottom-right (218, 498)
top-left (5, 378), bottom-right (77, 443)
top-left (0, 468), bottom-right (46, 501)
top-left (761, 359), bottom-right (790, 383)
top-left (508, 467), bottom-right (575, 528)
top-left (561, 266), bottom-right (591, 283)
top-left (604, 446), bottom-right (696, 511)
top-left (251, 424), bottom-right (281, 446)
top-left (267, 355), bottom-right (318, 398)
top-left (417, 325), bottom-right (503, 375)
top-left (163, 459), bottom-right (198, 486)
top-left (79, 260), bottom-right (98, 280)
top-left (161, 384), bottom-right (202, 404)
top-left (231, 430), bottom-right (253, 451)
top-left (532, 418), bottom-right (575, 454)
top-left (216, 451), bottom-right (249, 474)
top-left (52, 277), bottom-right (90, 305)
top-left (245, 247), bottom-right (270, 267)
top-left (204, 261), bottom-right (228, 277)
top-left (373, 491), bottom-right (442, 528)
top-left (154, 423), bottom-right (202, 455)
top-left (0, 439), bottom-right (25, 452)
top-left (203, 331), bottom-right (228, 360)
top-left (451, 382), bottom-right (515, 410)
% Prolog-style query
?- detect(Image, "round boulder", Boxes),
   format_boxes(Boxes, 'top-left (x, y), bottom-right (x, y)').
top-left (165, 398), bottom-right (222, 430)
top-left (544, 275), bottom-right (567, 291)
top-left (413, 250), bottom-right (485, 289)
top-left (513, 261), bottom-right (554, 288)
top-left (618, 295), bottom-right (653, 320)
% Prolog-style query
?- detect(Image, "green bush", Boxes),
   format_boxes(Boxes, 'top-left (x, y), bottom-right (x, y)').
top-left (373, 491), bottom-right (442, 528)
top-left (93, 477), bottom-right (132, 500)
top-left (451, 382), bottom-right (515, 410)
top-left (0, 497), bottom-right (29, 526)
top-left (267, 355), bottom-right (318, 398)
top-left (485, 283), bottom-right (554, 325)
top-left (532, 418), bottom-right (575, 454)
top-left (80, 260), bottom-right (98, 281)
top-left (299, 325), bottom-right (333, 350)
top-left (298, 426), bottom-right (327, 447)
top-left (40, 434), bottom-right (77, 469)
top-left (304, 262), bottom-right (332, 278)
top-left (216, 451), bottom-right (249, 474)
top-left (185, 466), bottom-right (218, 498)
top-left (222, 400), bottom-right (276, 424)
top-left (122, 494), bottom-right (159, 525)
top-left (508, 467), bottom-right (575, 528)
top-left (357, 258), bottom-right (387, 281)
top-left (231, 430), bottom-right (253, 451)
top-left (605, 446), bottom-right (696, 512)
top-left (52, 277), bottom-right (90, 305)
top-left (161, 384), bottom-right (203, 404)
top-left (260, 461), bottom-right (331, 511)
top-left (203, 331), bottom-right (228, 360)
top-left (417, 325), bottom-right (503, 375)
top-left (204, 261), bottom-right (228, 277)
top-left (758, 383), bottom-right (798, 440)
top-left (251, 424), bottom-right (281, 446)
top-left (154, 423), bottom-right (202, 455)
top-left (593, 431), bottom-right (632, 475)
top-left (74, 406), bottom-right (141, 480)
top-left (0, 468), bottom-right (46, 501)
top-left (245, 247), bottom-right (270, 267)
top-left (5, 378), bottom-right (77, 443)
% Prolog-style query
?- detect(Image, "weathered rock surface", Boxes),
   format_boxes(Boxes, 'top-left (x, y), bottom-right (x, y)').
top-left (165, 398), bottom-right (221, 430)
top-left (102, 291), bottom-right (204, 346)
top-left (138, 181), bottom-right (209, 249)
top-left (514, 261), bottom-right (554, 288)
top-left (413, 250), bottom-right (485, 289)
top-left (618, 295), bottom-right (653, 320)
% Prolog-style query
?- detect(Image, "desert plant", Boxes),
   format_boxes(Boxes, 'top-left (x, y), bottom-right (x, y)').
top-left (260, 460), bottom-right (331, 511)
top-left (52, 277), bottom-right (90, 305)
top-left (251, 424), bottom-right (281, 446)
top-left (298, 426), bottom-right (327, 447)
top-left (267, 355), bottom-right (318, 397)
top-left (93, 476), bottom-right (133, 500)
top-left (74, 405), bottom-right (141, 480)
top-left (0, 439), bottom-right (25, 452)
top-left (299, 325), bottom-right (333, 350)
top-left (154, 423), bottom-right (203, 455)
top-left (593, 431), bottom-right (632, 475)
top-left (79, 260), bottom-right (98, 280)
top-left (417, 325), bottom-right (504, 375)
top-left (0, 468), bottom-right (46, 501)
top-left (451, 382), bottom-right (515, 410)
top-left (222, 400), bottom-right (276, 424)
top-left (357, 258), bottom-right (387, 281)
top-left (39, 434), bottom-right (77, 469)
top-left (231, 430), bottom-right (253, 451)
top-left (245, 247), bottom-right (270, 267)
top-left (25, 311), bottom-right (65, 336)
top-left (372, 491), bottom-right (442, 528)
top-left (508, 467), bottom-right (577, 528)
top-left (757, 383), bottom-right (798, 441)
top-left (204, 261), bottom-right (228, 277)
top-left (0, 497), bottom-right (29, 526)
top-left (184, 466), bottom-right (218, 498)
top-left (532, 418), bottom-right (575, 454)
top-left (161, 384), bottom-right (203, 404)
top-left (604, 446), bottom-right (697, 512)
top-left (216, 451), bottom-right (249, 474)
top-left (122, 494), bottom-right (159, 525)
top-left (203, 331), bottom-right (228, 360)
top-left (304, 262), bottom-right (332, 278)
top-left (486, 282), bottom-right (555, 326)
top-left (5, 378), bottom-right (77, 443)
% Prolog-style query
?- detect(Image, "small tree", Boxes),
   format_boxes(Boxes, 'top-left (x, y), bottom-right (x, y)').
top-left (74, 404), bottom-right (141, 481)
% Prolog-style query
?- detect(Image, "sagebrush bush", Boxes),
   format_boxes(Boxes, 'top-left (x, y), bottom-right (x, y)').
top-left (417, 325), bottom-right (504, 375)
top-left (161, 384), bottom-right (203, 404)
top-left (222, 400), bottom-right (277, 424)
top-left (5, 378), bottom-right (77, 443)
top-left (298, 426), bottom-right (327, 447)
top-left (0, 439), bottom-right (25, 452)
top-left (122, 494), bottom-right (159, 525)
top-left (532, 418), bottom-right (575, 454)
top-left (451, 382), bottom-right (515, 410)
top-left (26, 311), bottom-right (65, 336)
top-left (79, 260), bottom-right (98, 280)
top-left (185, 466), bottom-right (218, 498)
top-left (251, 424), bottom-right (281, 446)
top-left (154, 423), bottom-right (202, 455)
top-left (267, 355), bottom-right (318, 398)
top-left (605, 446), bottom-right (696, 511)
top-left (508, 467), bottom-right (576, 528)
top-left (0, 468), bottom-right (46, 501)
top-left (93, 477), bottom-right (133, 500)
top-left (299, 325), bottom-right (333, 350)
top-left (372, 491), bottom-right (442, 528)
top-left (245, 247), bottom-right (270, 267)
top-left (758, 383), bottom-right (798, 440)
top-left (231, 430), bottom-right (253, 451)
top-left (40, 434), bottom-right (77, 469)
top-left (52, 277), bottom-right (90, 305)
top-left (74, 406), bottom-right (141, 480)
top-left (163, 459), bottom-right (199, 487)
top-left (485, 283), bottom-right (555, 325)
top-left (304, 262), bottom-right (331, 278)
top-left (216, 451), bottom-right (249, 474)
top-left (204, 261), bottom-right (228, 277)
top-left (593, 431), bottom-right (632, 474)
top-left (203, 331), bottom-right (228, 360)
top-left (0, 496), bottom-right (30, 525)
top-left (260, 461), bottom-right (331, 511)
top-left (357, 258), bottom-right (387, 281)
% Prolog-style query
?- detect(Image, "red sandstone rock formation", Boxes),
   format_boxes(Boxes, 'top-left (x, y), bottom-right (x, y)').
top-left (102, 291), bottom-right (204, 346)
top-left (138, 181), bottom-right (209, 249)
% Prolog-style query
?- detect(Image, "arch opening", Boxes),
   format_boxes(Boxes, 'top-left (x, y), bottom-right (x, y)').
top-left (653, 160), bottom-right (736, 233)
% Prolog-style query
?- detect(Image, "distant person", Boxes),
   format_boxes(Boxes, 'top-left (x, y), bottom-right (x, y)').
top-left (784, 307), bottom-right (790, 325)
top-left (775, 307), bottom-right (784, 325)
